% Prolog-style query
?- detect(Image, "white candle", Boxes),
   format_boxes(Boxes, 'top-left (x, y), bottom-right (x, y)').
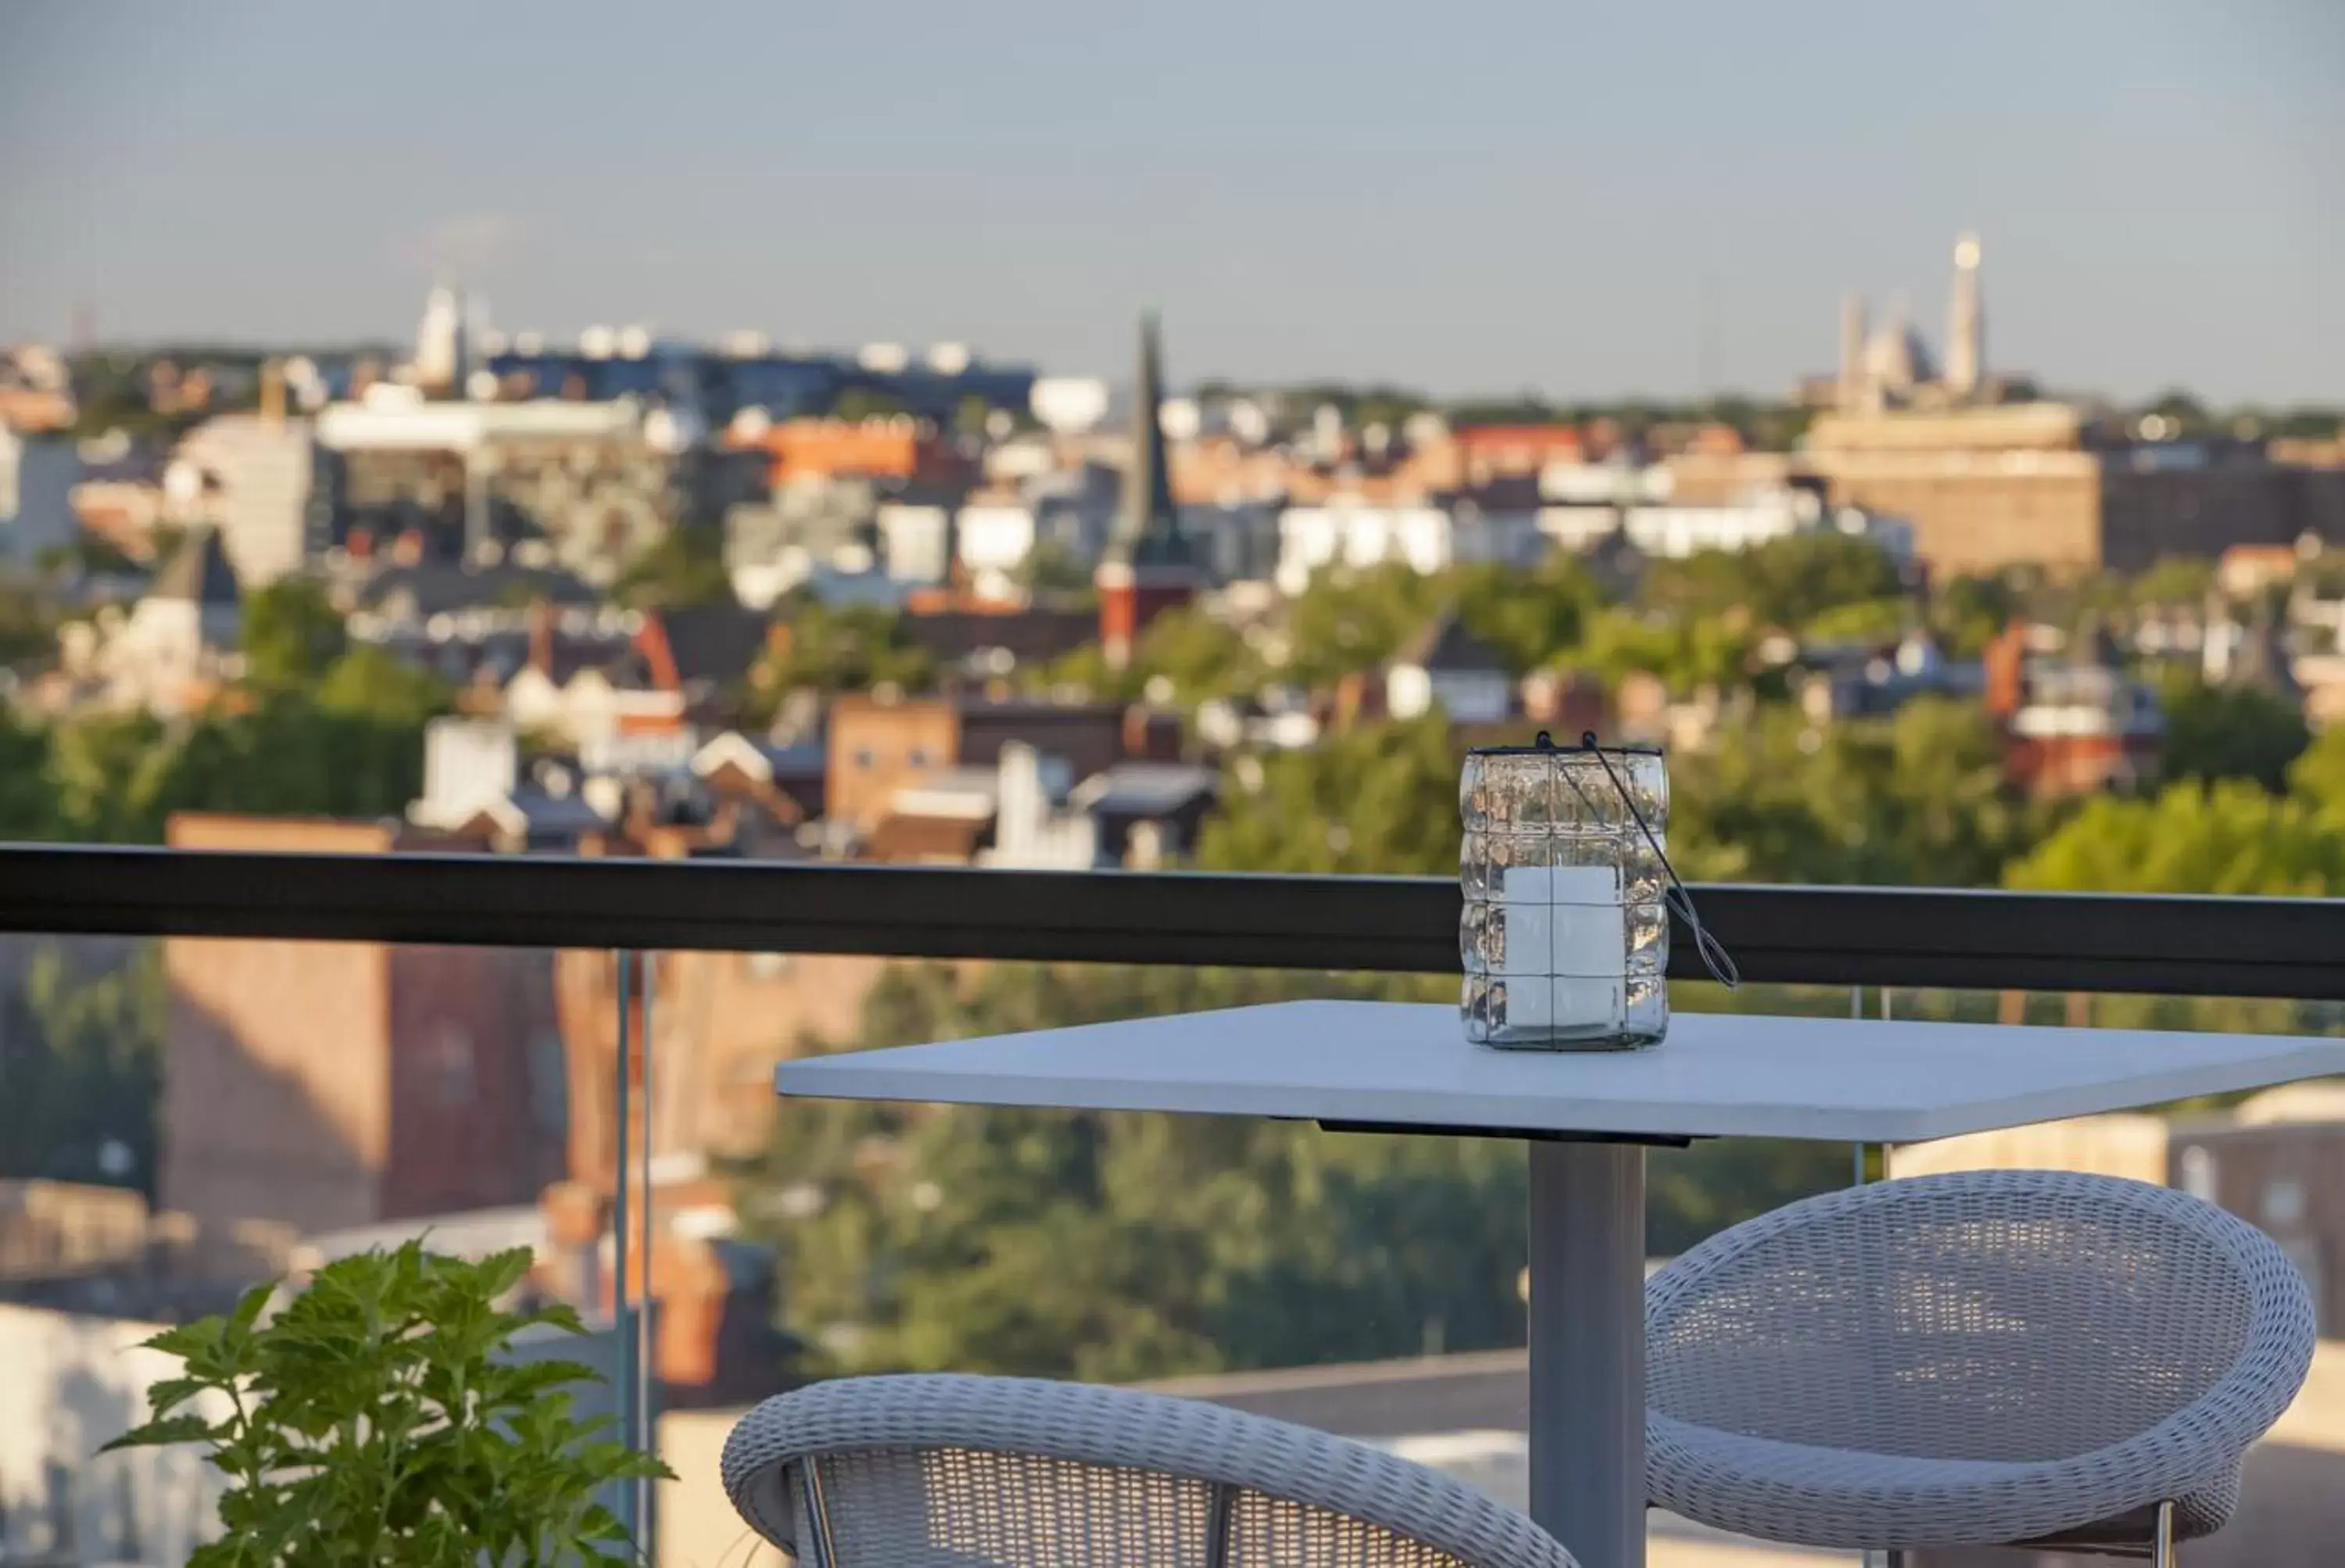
top-left (1499, 864), bottom-right (1628, 1034)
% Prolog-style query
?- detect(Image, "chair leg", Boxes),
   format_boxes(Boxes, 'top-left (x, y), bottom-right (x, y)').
top-left (2151, 1498), bottom-right (2176, 1568)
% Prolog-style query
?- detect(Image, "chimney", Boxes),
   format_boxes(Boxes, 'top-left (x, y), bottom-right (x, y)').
top-left (1983, 622), bottom-right (2026, 721)
top-left (259, 359), bottom-right (288, 428)
top-left (526, 598), bottom-right (555, 676)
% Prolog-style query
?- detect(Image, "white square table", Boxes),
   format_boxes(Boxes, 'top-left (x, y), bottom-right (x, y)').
top-left (774, 999), bottom-right (2345, 1568)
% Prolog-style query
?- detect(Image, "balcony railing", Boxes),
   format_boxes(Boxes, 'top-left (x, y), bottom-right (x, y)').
top-left (6, 841), bottom-right (2345, 999)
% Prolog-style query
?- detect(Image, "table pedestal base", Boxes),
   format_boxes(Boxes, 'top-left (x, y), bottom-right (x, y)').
top-left (1528, 1140), bottom-right (1647, 1568)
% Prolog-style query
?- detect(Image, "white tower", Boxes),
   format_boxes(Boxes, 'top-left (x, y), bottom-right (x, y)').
top-left (1838, 292), bottom-right (1869, 411)
top-left (414, 286), bottom-right (461, 392)
top-left (1946, 234), bottom-right (1984, 399)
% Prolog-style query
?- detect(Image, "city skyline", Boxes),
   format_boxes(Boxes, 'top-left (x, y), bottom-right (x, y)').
top-left (3, 1), bottom-right (2343, 404)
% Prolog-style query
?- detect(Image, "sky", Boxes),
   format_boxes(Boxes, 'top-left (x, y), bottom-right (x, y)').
top-left (2, 1), bottom-right (2341, 406)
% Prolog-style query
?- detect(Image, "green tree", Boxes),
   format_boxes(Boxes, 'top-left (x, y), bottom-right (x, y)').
top-left (0, 577), bottom-right (59, 668)
top-left (316, 645), bottom-right (456, 729)
top-left (1454, 557), bottom-right (1600, 674)
top-left (1671, 701), bottom-right (2035, 888)
top-left (1931, 571), bottom-right (2024, 658)
top-left (832, 388), bottom-right (910, 422)
top-left (613, 525), bottom-right (736, 610)
top-left (953, 393), bottom-right (995, 439)
top-left (1280, 564), bottom-right (1448, 688)
top-left (48, 710), bottom-right (178, 842)
top-left (1640, 533), bottom-right (1904, 631)
top-left (240, 578), bottom-right (349, 686)
top-left (1194, 715), bottom-right (1462, 876)
top-left (1801, 597), bottom-right (1911, 649)
top-left (0, 707), bottom-right (58, 839)
top-left (0, 943), bottom-right (165, 1192)
top-left (1130, 606), bottom-right (1260, 705)
top-left (752, 603), bottom-right (935, 706)
top-left (1577, 607), bottom-right (1754, 696)
top-left (2288, 724), bottom-right (2345, 816)
top-left (2007, 781), bottom-right (2345, 897)
top-left (2159, 675), bottom-right (2310, 793)
top-left (2128, 557), bottom-right (2218, 610)
top-left (1011, 539), bottom-right (1095, 600)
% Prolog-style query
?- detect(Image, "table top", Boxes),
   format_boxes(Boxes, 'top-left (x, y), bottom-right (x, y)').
top-left (772, 1001), bottom-right (2345, 1144)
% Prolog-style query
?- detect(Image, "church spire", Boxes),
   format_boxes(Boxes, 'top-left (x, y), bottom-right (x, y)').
top-left (1107, 311), bottom-right (1187, 568)
top-left (1096, 310), bottom-right (1201, 667)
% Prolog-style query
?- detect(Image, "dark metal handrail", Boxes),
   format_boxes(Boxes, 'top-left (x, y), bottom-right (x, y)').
top-left (2, 843), bottom-right (2342, 1000)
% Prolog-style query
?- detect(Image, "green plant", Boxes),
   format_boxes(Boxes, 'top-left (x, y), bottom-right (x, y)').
top-left (105, 1242), bottom-right (670, 1566)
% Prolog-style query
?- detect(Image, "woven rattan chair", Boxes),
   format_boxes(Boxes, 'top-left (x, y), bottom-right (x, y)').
top-left (1645, 1169), bottom-right (2315, 1564)
top-left (722, 1373), bottom-right (1578, 1567)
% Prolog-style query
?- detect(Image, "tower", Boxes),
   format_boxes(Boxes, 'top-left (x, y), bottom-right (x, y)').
top-left (1946, 233), bottom-right (1984, 399)
top-left (1096, 312), bottom-right (1201, 668)
top-left (414, 284), bottom-right (467, 393)
top-left (1838, 292), bottom-right (1869, 411)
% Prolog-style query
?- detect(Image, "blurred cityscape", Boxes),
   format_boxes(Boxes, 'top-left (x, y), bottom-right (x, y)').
top-left (5, 220), bottom-right (2345, 1562)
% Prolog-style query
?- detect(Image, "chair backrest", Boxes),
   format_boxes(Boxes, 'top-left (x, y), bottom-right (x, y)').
top-left (1645, 1169), bottom-right (2315, 1465)
top-left (722, 1374), bottom-right (1577, 1568)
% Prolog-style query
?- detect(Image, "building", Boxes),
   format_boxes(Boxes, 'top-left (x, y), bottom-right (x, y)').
top-left (825, 692), bottom-right (1130, 835)
top-left (553, 943), bottom-right (893, 1185)
top-left (1541, 481), bottom-right (1914, 565)
top-left (166, 410), bottom-right (318, 585)
top-left (1454, 424), bottom-right (1586, 482)
top-left (1817, 235), bottom-right (2000, 414)
top-left (689, 731), bottom-right (825, 852)
top-left (725, 474), bottom-right (886, 608)
top-left (0, 342), bottom-right (77, 432)
top-left (56, 526), bottom-right (244, 713)
top-left (1802, 387), bottom-right (2345, 579)
top-left (1799, 630), bottom-right (1982, 724)
top-left (1387, 613), bottom-right (1513, 723)
top-left (314, 395), bottom-right (765, 583)
top-left (1277, 500), bottom-right (1459, 593)
top-left (0, 424), bottom-right (81, 564)
top-left (408, 285), bottom-right (470, 392)
top-left (727, 417), bottom-right (966, 491)
top-left (1276, 484), bottom-right (1549, 596)
top-left (1984, 621), bottom-right (2164, 795)
top-left (485, 603), bottom-right (772, 755)
top-left (159, 814), bottom-right (568, 1239)
top-left (1096, 313), bottom-right (1206, 666)
top-left (481, 333), bottom-right (1035, 430)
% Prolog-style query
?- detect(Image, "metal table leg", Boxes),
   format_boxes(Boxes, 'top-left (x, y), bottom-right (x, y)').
top-left (1528, 1139), bottom-right (1647, 1568)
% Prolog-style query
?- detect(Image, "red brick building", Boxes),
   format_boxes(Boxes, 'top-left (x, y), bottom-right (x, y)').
top-left (159, 815), bottom-right (567, 1237)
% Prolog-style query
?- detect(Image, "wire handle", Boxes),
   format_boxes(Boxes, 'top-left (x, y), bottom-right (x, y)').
top-left (1541, 730), bottom-right (1740, 990)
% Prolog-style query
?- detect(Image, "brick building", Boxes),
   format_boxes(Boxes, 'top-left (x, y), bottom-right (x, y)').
top-left (826, 693), bottom-right (1130, 832)
top-left (1982, 621), bottom-right (2164, 796)
top-left (726, 416), bottom-right (971, 490)
top-left (1801, 405), bottom-right (2345, 575)
top-left (159, 815), bottom-right (567, 1237)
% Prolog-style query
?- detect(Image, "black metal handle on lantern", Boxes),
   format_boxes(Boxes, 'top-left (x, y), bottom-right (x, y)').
top-left (1538, 729), bottom-right (1741, 991)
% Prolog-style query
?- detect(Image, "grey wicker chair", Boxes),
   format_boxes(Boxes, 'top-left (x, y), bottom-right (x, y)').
top-left (1645, 1169), bottom-right (2316, 1564)
top-left (722, 1373), bottom-right (1578, 1567)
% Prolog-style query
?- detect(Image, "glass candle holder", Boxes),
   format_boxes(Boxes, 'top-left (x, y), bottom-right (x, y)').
top-left (1460, 736), bottom-right (1670, 1051)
